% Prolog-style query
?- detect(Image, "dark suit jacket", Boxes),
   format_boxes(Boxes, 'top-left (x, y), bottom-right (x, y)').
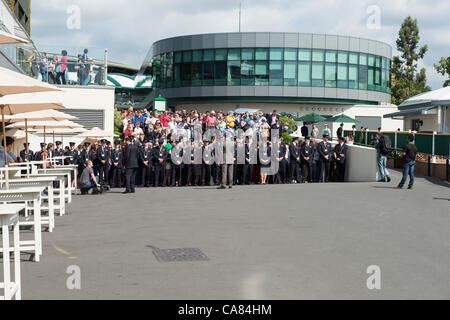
top-left (125, 143), bottom-right (139, 169)
top-left (152, 146), bottom-right (168, 166)
top-left (289, 143), bottom-right (300, 163)
top-left (334, 143), bottom-right (348, 165)
top-left (139, 147), bottom-right (153, 167)
top-left (318, 141), bottom-right (333, 161)
top-left (111, 148), bottom-right (123, 168)
top-left (300, 142), bottom-right (314, 163)
top-left (301, 126), bottom-right (309, 138)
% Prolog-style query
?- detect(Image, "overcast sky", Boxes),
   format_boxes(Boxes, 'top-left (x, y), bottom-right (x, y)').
top-left (31, 0), bottom-right (449, 89)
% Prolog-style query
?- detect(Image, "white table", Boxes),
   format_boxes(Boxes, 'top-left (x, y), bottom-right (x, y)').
top-left (27, 173), bottom-right (67, 216)
top-left (0, 187), bottom-right (45, 262)
top-left (5, 177), bottom-right (58, 232)
top-left (0, 204), bottom-right (23, 300)
top-left (38, 167), bottom-right (76, 202)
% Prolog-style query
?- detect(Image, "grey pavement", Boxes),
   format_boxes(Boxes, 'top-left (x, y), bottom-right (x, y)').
top-left (10, 170), bottom-right (450, 300)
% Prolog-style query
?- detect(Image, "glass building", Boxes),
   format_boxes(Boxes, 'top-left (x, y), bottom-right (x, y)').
top-left (140, 32), bottom-right (392, 109)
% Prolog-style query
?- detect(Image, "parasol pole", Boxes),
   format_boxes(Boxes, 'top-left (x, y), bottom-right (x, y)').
top-left (44, 126), bottom-right (47, 173)
top-left (52, 130), bottom-right (55, 166)
top-left (25, 118), bottom-right (30, 178)
top-left (1, 105), bottom-right (9, 189)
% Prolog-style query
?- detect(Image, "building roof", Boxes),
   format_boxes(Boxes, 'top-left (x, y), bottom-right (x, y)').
top-left (400, 87), bottom-right (450, 108)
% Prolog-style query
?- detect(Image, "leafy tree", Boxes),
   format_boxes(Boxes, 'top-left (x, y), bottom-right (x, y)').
top-left (391, 16), bottom-right (431, 105)
top-left (434, 57), bottom-right (450, 87)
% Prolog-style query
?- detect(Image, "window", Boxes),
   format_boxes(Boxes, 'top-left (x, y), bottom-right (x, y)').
top-left (337, 64), bottom-right (348, 88)
top-left (284, 48), bottom-right (297, 61)
top-left (359, 65), bottom-right (368, 90)
top-left (359, 53), bottom-right (367, 66)
top-left (255, 61), bottom-right (269, 86)
top-left (214, 61), bottom-right (227, 85)
top-left (312, 50), bottom-right (324, 62)
top-left (255, 48), bottom-right (269, 60)
top-left (269, 61), bottom-right (283, 86)
top-left (284, 61), bottom-right (297, 86)
top-left (326, 50), bottom-right (337, 63)
top-left (349, 65), bottom-right (358, 89)
top-left (312, 62), bottom-right (324, 87)
top-left (349, 52), bottom-right (358, 65)
top-left (202, 61), bottom-right (214, 86)
top-left (181, 63), bottom-right (191, 86)
top-left (191, 62), bottom-right (202, 86)
top-left (174, 52), bottom-right (182, 63)
top-left (203, 50), bottom-right (215, 61)
top-left (215, 49), bottom-right (227, 61)
top-left (173, 64), bottom-right (181, 87)
top-left (338, 51), bottom-right (348, 64)
top-left (368, 55), bottom-right (375, 67)
top-left (241, 48), bottom-right (255, 60)
top-left (299, 49), bottom-right (311, 61)
top-left (325, 63), bottom-right (337, 88)
top-left (183, 51), bottom-right (192, 63)
top-left (298, 62), bottom-right (311, 86)
top-left (228, 49), bottom-right (241, 61)
top-left (192, 50), bottom-right (202, 62)
top-left (270, 48), bottom-right (283, 61)
top-left (241, 60), bottom-right (255, 86)
top-left (227, 61), bottom-right (241, 85)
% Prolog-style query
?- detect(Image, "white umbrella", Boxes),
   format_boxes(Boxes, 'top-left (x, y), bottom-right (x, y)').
top-left (77, 127), bottom-right (115, 139)
top-left (0, 29), bottom-right (29, 44)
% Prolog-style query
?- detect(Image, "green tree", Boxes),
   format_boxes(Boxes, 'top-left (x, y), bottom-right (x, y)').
top-left (434, 57), bottom-right (450, 87)
top-left (391, 16), bottom-right (431, 105)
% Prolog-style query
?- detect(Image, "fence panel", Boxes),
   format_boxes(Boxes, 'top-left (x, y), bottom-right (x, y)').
top-left (435, 135), bottom-right (450, 156)
top-left (414, 134), bottom-right (433, 155)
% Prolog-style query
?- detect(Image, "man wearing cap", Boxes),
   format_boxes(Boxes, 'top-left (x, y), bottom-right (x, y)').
top-left (318, 134), bottom-right (333, 183)
top-left (334, 136), bottom-right (348, 182)
top-left (54, 141), bottom-right (64, 165)
top-left (79, 142), bottom-right (91, 176)
top-left (19, 143), bottom-right (33, 163)
top-left (47, 143), bottom-right (55, 162)
top-left (124, 136), bottom-right (139, 194)
top-left (111, 141), bottom-right (124, 188)
top-left (97, 139), bottom-right (111, 187)
top-left (139, 141), bottom-right (154, 188)
top-left (289, 138), bottom-right (301, 183)
top-left (153, 139), bottom-right (168, 187)
top-left (300, 137), bottom-right (314, 183)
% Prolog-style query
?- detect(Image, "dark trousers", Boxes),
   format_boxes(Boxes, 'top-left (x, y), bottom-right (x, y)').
top-left (171, 165), bottom-right (183, 186)
top-left (320, 160), bottom-right (331, 183)
top-left (290, 162), bottom-right (300, 182)
top-left (125, 168), bottom-right (137, 192)
top-left (302, 161), bottom-right (313, 183)
top-left (111, 165), bottom-right (122, 187)
top-left (242, 164), bottom-right (254, 185)
top-left (202, 165), bottom-right (213, 186)
top-left (335, 162), bottom-right (346, 182)
top-left (187, 164), bottom-right (202, 186)
top-left (154, 164), bottom-right (164, 187)
top-left (273, 161), bottom-right (283, 184)
top-left (211, 164), bottom-right (220, 185)
top-left (98, 164), bottom-right (109, 186)
top-left (141, 165), bottom-right (153, 187)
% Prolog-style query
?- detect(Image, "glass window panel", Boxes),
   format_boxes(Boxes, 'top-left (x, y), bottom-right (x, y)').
top-left (325, 63), bottom-right (336, 87)
top-left (338, 51), bottom-right (348, 64)
top-left (326, 50), bottom-right (337, 63)
top-left (215, 49), bottom-right (227, 61)
top-left (298, 62), bottom-right (311, 86)
top-left (192, 50), bottom-right (202, 62)
top-left (359, 53), bottom-right (367, 65)
top-left (375, 56), bottom-right (381, 68)
top-left (181, 63), bottom-right (191, 86)
top-left (255, 48), bottom-right (269, 60)
top-left (284, 48), bottom-right (297, 61)
top-left (255, 61), bottom-right (269, 86)
top-left (191, 62), bottom-right (202, 86)
top-left (183, 51), bottom-right (192, 63)
top-left (375, 69), bottom-right (381, 85)
top-left (349, 65), bottom-right (358, 89)
top-left (270, 48), bottom-right (283, 61)
top-left (241, 48), bottom-right (255, 60)
top-left (202, 61), bottom-right (214, 85)
top-left (349, 52), bottom-right (358, 64)
top-left (312, 62), bottom-right (324, 87)
top-left (214, 61), bottom-right (227, 85)
top-left (337, 64), bottom-right (348, 88)
top-left (359, 65), bottom-right (368, 90)
top-left (203, 49), bottom-right (215, 61)
top-left (173, 64), bottom-right (181, 87)
top-left (227, 61), bottom-right (241, 85)
top-left (284, 61), bottom-right (297, 86)
top-left (269, 61), bottom-right (283, 85)
top-left (368, 55), bottom-right (375, 66)
top-left (241, 60), bottom-right (255, 86)
top-left (174, 52), bottom-right (182, 63)
top-left (228, 49), bottom-right (241, 61)
top-left (312, 50), bottom-right (324, 62)
top-left (299, 49), bottom-right (311, 61)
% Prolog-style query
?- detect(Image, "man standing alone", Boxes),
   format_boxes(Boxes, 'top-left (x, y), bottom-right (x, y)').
top-left (397, 134), bottom-right (418, 190)
top-left (124, 137), bottom-right (139, 194)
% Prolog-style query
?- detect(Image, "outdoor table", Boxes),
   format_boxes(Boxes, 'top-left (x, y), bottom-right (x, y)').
top-left (0, 204), bottom-right (23, 300)
top-left (27, 173), bottom-right (67, 216)
top-left (3, 177), bottom-right (58, 232)
top-left (38, 167), bottom-right (76, 202)
top-left (0, 186), bottom-right (45, 262)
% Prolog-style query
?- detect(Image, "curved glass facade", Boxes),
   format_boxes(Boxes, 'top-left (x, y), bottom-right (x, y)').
top-left (151, 48), bottom-right (391, 94)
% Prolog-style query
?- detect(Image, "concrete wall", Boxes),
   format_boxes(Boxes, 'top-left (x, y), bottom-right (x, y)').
top-left (344, 144), bottom-right (379, 182)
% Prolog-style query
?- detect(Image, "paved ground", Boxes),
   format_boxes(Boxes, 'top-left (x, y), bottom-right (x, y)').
top-left (7, 170), bottom-right (450, 300)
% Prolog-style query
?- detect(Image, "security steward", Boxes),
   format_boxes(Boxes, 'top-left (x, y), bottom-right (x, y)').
top-left (318, 134), bottom-right (333, 183)
top-left (333, 136), bottom-right (348, 182)
top-left (97, 139), bottom-right (111, 186)
top-left (300, 137), bottom-right (314, 183)
top-left (111, 141), bottom-right (124, 188)
top-left (139, 140), bottom-right (154, 187)
top-left (124, 136), bottom-right (139, 194)
top-left (153, 139), bottom-right (168, 187)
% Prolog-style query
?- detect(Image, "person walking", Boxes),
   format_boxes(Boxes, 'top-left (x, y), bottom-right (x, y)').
top-left (375, 133), bottom-right (392, 183)
top-left (397, 134), bottom-right (418, 190)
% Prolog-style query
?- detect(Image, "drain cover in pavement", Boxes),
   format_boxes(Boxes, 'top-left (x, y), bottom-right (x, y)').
top-left (148, 246), bottom-right (209, 263)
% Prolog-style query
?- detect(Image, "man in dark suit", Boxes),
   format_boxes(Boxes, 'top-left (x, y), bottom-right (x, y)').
top-left (274, 140), bottom-right (287, 184)
top-left (97, 139), bottom-right (110, 186)
top-left (301, 123), bottom-right (309, 138)
top-left (111, 141), bottom-right (123, 188)
top-left (139, 141), bottom-right (153, 187)
top-left (54, 141), bottom-right (64, 165)
top-left (289, 138), bottom-right (301, 183)
top-left (318, 134), bottom-right (333, 183)
top-left (334, 136), bottom-right (348, 182)
top-left (300, 137), bottom-right (314, 183)
top-left (242, 137), bottom-right (254, 185)
top-left (153, 139), bottom-right (168, 187)
top-left (337, 123), bottom-right (344, 140)
top-left (124, 137), bottom-right (139, 193)
top-left (19, 143), bottom-right (33, 162)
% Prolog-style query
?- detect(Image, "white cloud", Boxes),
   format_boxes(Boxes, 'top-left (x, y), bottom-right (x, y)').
top-left (30, 0), bottom-right (449, 89)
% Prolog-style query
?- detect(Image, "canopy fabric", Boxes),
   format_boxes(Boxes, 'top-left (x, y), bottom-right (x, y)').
top-left (400, 87), bottom-right (450, 108)
top-left (0, 30), bottom-right (29, 44)
top-left (0, 67), bottom-right (61, 97)
top-left (5, 109), bottom-right (76, 122)
top-left (296, 113), bottom-right (327, 123)
top-left (34, 127), bottom-right (86, 134)
top-left (328, 114), bottom-right (359, 123)
top-left (7, 120), bottom-right (83, 129)
top-left (0, 103), bottom-right (63, 116)
top-left (77, 127), bottom-right (114, 139)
